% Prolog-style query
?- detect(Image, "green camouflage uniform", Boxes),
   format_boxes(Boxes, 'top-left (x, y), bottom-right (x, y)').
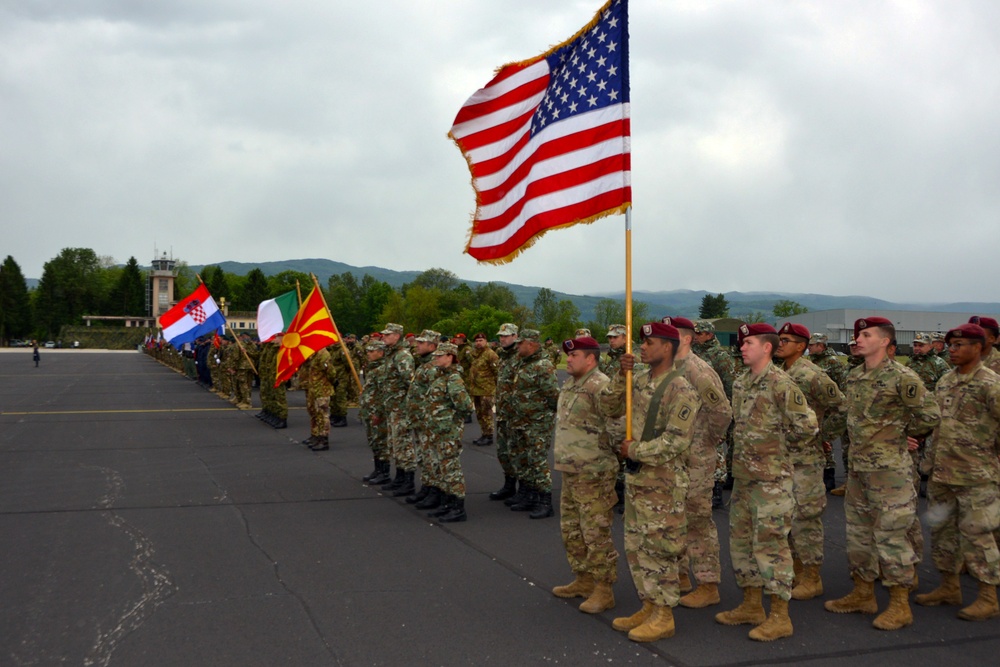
top-left (405, 345), bottom-right (438, 485)
top-left (544, 340), bottom-right (562, 366)
top-left (844, 357), bottom-right (941, 588)
top-left (555, 366), bottom-right (618, 584)
top-left (923, 362), bottom-right (1000, 584)
top-left (675, 352), bottom-right (732, 586)
top-left (694, 334), bottom-right (737, 482)
top-left (231, 341), bottom-right (254, 407)
top-left (508, 345), bottom-right (559, 492)
top-left (731, 361), bottom-right (819, 600)
top-left (599, 363), bottom-right (701, 608)
top-left (359, 351), bottom-right (389, 462)
top-left (258, 340), bottom-right (287, 420)
top-left (426, 361), bottom-right (474, 498)
top-left (781, 357), bottom-right (845, 567)
top-left (810, 347), bottom-right (848, 471)
top-left (982, 346), bottom-right (1000, 375)
top-left (495, 343), bottom-right (522, 478)
top-left (304, 348), bottom-right (338, 437)
top-left (468, 344), bottom-right (500, 437)
top-left (382, 337), bottom-right (415, 471)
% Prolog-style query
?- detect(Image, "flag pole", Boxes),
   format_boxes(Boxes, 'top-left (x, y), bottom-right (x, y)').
top-left (226, 323), bottom-right (259, 376)
top-left (310, 274), bottom-right (363, 395)
top-left (624, 206), bottom-right (633, 441)
top-left (295, 280), bottom-right (302, 307)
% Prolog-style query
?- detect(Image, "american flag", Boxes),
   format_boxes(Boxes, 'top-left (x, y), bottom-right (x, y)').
top-left (450, 0), bottom-right (631, 264)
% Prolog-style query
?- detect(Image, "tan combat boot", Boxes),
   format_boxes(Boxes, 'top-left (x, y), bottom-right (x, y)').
top-left (748, 596), bottom-right (793, 642)
top-left (679, 570), bottom-right (693, 594)
top-left (679, 582), bottom-right (720, 608)
top-left (628, 605), bottom-right (675, 642)
top-left (957, 582), bottom-right (1000, 621)
top-left (824, 575), bottom-right (878, 614)
top-left (579, 581), bottom-right (615, 614)
top-left (791, 565), bottom-right (824, 601)
top-left (873, 586), bottom-right (913, 630)
top-left (612, 601), bottom-right (654, 632)
top-left (792, 557), bottom-right (804, 588)
top-left (552, 572), bottom-right (594, 599)
top-left (914, 572), bottom-right (962, 607)
top-left (830, 485), bottom-right (846, 496)
top-left (715, 587), bottom-right (766, 626)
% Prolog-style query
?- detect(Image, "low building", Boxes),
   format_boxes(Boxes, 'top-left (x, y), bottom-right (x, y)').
top-left (781, 309), bottom-right (1000, 350)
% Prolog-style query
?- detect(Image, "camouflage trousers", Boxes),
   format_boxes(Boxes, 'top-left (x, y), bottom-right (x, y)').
top-left (329, 381), bottom-right (347, 419)
top-left (366, 418), bottom-right (390, 460)
top-left (560, 470), bottom-right (619, 583)
top-left (844, 469), bottom-right (917, 587)
top-left (234, 371), bottom-right (252, 406)
top-left (926, 481), bottom-right (1000, 585)
top-left (624, 475), bottom-right (687, 607)
top-left (183, 357), bottom-right (197, 380)
top-left (261, 379), bottom-right (287, 419)
top-left (436, 437), bottom-right (466, 498)
top-left (729, 477), bottom-right (795, 600)
top-left (388, 409), bottom-right (415, 471)
top-left (413, 430), bottom-right (436, 486)
top-left (683, 438), bottom-right (722, 584)
top-left (908, 450), bottom-right (924, 563)
top-left (473, 395), bottom-right (495, 437)
top-left (790, 462), bottom-right (827, 566)
top-left (719, 422), bottom-right (734, 482)
top-left (307, 393), bottom-right (331, 437)
top-left (509, 426), bottom-right (553, 493)
top-left (495, 420), bottom-right (516, 477)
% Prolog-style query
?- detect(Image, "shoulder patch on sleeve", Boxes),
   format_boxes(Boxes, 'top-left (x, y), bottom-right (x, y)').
top-left (787, 387), bottom-right (809, 413)
top-left (668, 399), bottom-right (697, 430)
top-left (702, 386), bottom-right (722, 406)
top-left (901, 377), bottom-right (921, 405)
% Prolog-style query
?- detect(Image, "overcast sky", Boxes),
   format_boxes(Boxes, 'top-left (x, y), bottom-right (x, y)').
top-left (2, 1), bottom-right (998, 303)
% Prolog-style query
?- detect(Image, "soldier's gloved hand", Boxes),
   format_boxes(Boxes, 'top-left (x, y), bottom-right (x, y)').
top-left (619, 354), bottom-right (636, 374)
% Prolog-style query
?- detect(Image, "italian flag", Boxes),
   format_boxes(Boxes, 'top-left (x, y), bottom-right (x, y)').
top-left (256, 290), bottom-right (299, 342)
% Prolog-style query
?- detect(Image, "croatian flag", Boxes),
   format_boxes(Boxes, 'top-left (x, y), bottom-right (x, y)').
top-left (159, 283), bottom-right (226, 348)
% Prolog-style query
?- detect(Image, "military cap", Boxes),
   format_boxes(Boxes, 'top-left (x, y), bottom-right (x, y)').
top-left (434, 341), bottom-right (459, 356)
top-left (661, 316), bottom-right (696, 331)
top-left (848, 337), bottom-right (857, 347)
top-left (606, 324), bottom-right (627, 337)
top-left (562, 336), bottom-right (601, 353)
top-left (913, 332), bottom-right (933, 345)
top-left (575, 328), bottom-right (592, 338)
top-left (969, 316), bottom-right (1000, 336)
top-left (415, 329), bottom-right (441, 343)
top-left (381, 323), bottom-right (404, 335)
top-left (931, 332), bottom-right (946, 342)
top-left (496, 322), bottom-right (519, 336)
top-left (370, 331), bottom-right (383, 339)
top-left (778, 322), bottom-right (810, 341)
top-left (946, 323), bottom-right (986, 344)
top-left (515, 328), bottom-right (542, 343)
top-left (639, 322), bottom-right (679, 341)
top-left (694, 319), bottom-right (715, 334)
top-left (405, 332), bottom-right (416, 339)
top-left (455, 333), bottom-right (467, 340)
top-left (345, 333), bottom-right (356, 339)
top-left (853, 316), bottom-right (892, 339)
top-left (808, 332), bottom-right (828, 345)
top-left (366, 340), bottom-right (387, 352)
top-left (473, 332), bottom-right (488, 341)
top-left (737, 322), bottom-right (778, 346)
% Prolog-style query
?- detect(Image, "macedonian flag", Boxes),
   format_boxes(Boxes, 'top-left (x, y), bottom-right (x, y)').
top-left (274, 286), bottom-right (339, 386)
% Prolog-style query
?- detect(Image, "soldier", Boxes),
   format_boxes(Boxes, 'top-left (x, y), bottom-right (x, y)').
top-left (809, 332), bottom-right (848, 492)
top-left (931, 332), bottom-right (949, 363)
top-left (831, 338), bottom-right (865, 496)
top-left (915, 323), bottom-right (1000, 620)
top-left (715, 323), bottom-right (818, 642)
top-left (258, 334), bottom-right (287, 429)
top-left (775, 323), bottom-right (846, 601)
top-left (231, 335), bottom-right (254, 410)
top-left (468, 332), bottom-right (500, 446)
top-left (379, 323), bottom-right (416, 494)
top-left (909, 333), bottom-right (950, 391)
top-left (598, 322), bottom-right (700, 643)
top-left (360, 339), bottom-right (392, 486)
top-left (544, 337), bottom-right (562, 366)
top-left (403, 330), bottom-right (441, 504)
top-left (423, 342), bottom-right (474, 522)
top-left (489, 323), bottom-right (522, 503)
top-left (825, 317), bottom-right (940, 631)
top-left (302, 343), bottom-right (342, 451)
top-left (662, 316), bottom-right (733, 609)
top-left (575, 328), bottom-right (592, 338)
top-left (507, 329), bottom-right (560, 519)
top-left (971, 316), bottom-right (1000, 373)
top-left (342, 333), bottom-right (361, 405)
top-left (694, 319), bottom-right (737, 501)
top-left (551, 336), bottom-right (618, 615)
top-left (602, 323), bottom-right (630, 513)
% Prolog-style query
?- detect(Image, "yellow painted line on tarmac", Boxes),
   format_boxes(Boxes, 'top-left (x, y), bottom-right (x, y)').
top-left (1, 408), bottom-right (239, 416)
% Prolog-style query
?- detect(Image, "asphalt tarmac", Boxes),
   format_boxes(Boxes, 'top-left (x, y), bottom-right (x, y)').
top-left (2, 350), bottom-right (999, 666)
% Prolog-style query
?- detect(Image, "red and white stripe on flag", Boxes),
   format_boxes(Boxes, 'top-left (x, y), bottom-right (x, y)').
top-left (450, 0), bottom-right (631, 264)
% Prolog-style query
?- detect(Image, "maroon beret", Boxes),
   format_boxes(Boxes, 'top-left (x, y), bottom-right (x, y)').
top-left (854, 316), bottom-right (892, 339)
top-left (946, 323), bottom-right (986, 344)
top-left (562, 336), bottom-right (601, 353)
top-left (778, 322), bottom-right (810, 340)
top-left (639, 322), bottom-right (679, 341)
top-left (455, 333), bottom-right (467, 340)
top-left (737, 322), bottom-right (778, 346)
top-left (661, 316), bottom-right (696, 331)
top-left (969, 316), bottom-right (999, 335)
top-left (473, 332), bottom-right (487, 341)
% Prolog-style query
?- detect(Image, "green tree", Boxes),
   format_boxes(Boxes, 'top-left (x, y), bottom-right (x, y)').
top-left (403, 285), bottom-right (442, 332)
top-left (359, 276), bottom-right (393, 334)
top-left (585, 298), bottom-right (650, 342)
top-left (740, 311), bottom-right (770, 324)
top-left (406, 268), bottom-right (460, 293)
top-left (378, 290), bottom-right (407, 328)
top-left (532, 287), bottom-right (558, 328)
top-left (202, 266), bottom-right (230, 306)
top-left (32, 248), bottom-right (107, 338)
top-left (699, 293), bottom-right (730, 319)
top-left (0, 256), bottom-right (32, 340)
top-left (267, 271), bottom-right (312, 300)
top-left (541, 299), bottom-right (581, 344)
top-left (107, 257), bottom-right (146, 316)
top-left (772, 299), bottom-right (808, 318)
top-left (327, 272), bottom-right (365, 335)
top-left (473, 282), bottom-right (519, 312)
top-left (240, 268), bottom-right (270, 311)
top-left (434, 305), bottom-right (514, 339)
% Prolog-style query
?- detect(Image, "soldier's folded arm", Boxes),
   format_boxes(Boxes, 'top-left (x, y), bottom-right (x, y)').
top-left (630, 390), bottom-right (700, 464)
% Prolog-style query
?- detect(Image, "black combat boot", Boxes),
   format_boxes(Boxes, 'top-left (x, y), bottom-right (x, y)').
top-left (406, 483), bottom-right (431, 505)
top-left (363, 456), bottom-right (380, 483)
top-left (490, 476), bottom-right (517, 501)
top-left (504, 480), bottom-right (527, 506)
top-left (415, 487), bottom-right (442, 510)
top-left (529, 491), bottom-right (553, 519)
top-left (712, 481), bottom-right (724, 509)
top-left (302, 435), bottom-right (317, 446)
top-left (439, 497), bottom-right (467, 523)
top-left (392, 471), bottom-right (415, 497)
top-left (823, 468), bottom-right (836, 493)
top-left (273, 418), bottom-right (287, 429)
top-left (382, 468), bottom-right (404, 491)
top-left (331, 415), bottom-right (348, 428)
top-left (309, 435), bottom-right (330, 451)
top-left (428, 494), bottom-right (455, 518)
top-left (368, 460), bottom-right (391, 486)
top-left (510, 487), bottom-right (538, 512)
top-left (473, 434), bottom-right (494, 446)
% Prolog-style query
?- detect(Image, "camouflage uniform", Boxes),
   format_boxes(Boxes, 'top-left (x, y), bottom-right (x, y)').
top-left (494, 326), bottom-right (522, 479)
top-left (844, 357), bottom-right (941, 587)
top-left (468, 342), bottom-right (500, 438)
top-left (599, 362), bottom-right (701, 608)
top-left (404, 331), bottom-right (439, 486)
top-left (426, 353), bottom-right (474, 499)
top-left (231, 340), bottom-right (254, 408)
top-left (983, 346), bottom-right (1000, 375)
top-left (326, 344), bottom-right (350, 422)
top-left (922, 362), bottom-right (1000, 585)
top-left (209, 343), bottom-right (224, 396)
top-left (259, 340), bottom-right (287, 420)
top-left (781, 356), bottom-right (845, 567)
top-left (675, 352), bottom-right (732, 586)
top-left (730, 361), bottom-right (818, 600)
top-left (544, 340), bottom-right (562, 366)
top-left (359, 345), bottom-right (390, 463)
top-left (508, 333), bottom-right (559, 493)
top-left (810, 342), bottom-right (848, 472)
top-left (555, 366), bottom-right (618, 584)
top-left (693, 321), bottom-right (737, 482)
top-left (305, 348), bottom-right (342, 438)
top-left (382, 329), bottom-right (415, 471)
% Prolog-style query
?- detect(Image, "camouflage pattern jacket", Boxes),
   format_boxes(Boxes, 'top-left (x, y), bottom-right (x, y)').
top-left (925, 363), bottom-right (1000, 486)
top-left (495, 344), bottom-right (521, 423)
top-left (544, 341), bottom-right (562, 366)
top-left (508, 349), bottom-right (559, 433)
top-left (359, 358), bottom-right (386, 422)
top-left (694, 338), bottom-right (737, 399)
top-left (380, 341), bottom-right (414, 413)
top-left (845, 356), bottom-right (941, 473)
top-left (731, 362), bottom-right (819, 482)
top-left (467, 345), bottom-right (500, 397)
top-left (674, 352), bottom-right (733, 448)
top-left (600, 346), bottom-right (625, 378)
top-left (426, 365), bottom-right (473, 441)
top-left (258, 340), bottom-right (279, 387)
top-left (983, 347), bottom-right (1000, 375)
top-left (404, 352), bottom-right (436, 429)
top-left (809, 348), bottom-right (847, 390)
top-left (554, 367), bottom-right (615, 474)
top-left (906, 352), bottom-right (950, 391)
top-left (782, 357), bottom-right (846, 465)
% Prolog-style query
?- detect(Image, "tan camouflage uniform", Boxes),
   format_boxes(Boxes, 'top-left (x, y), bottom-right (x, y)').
top-left (468, 342), bottom-right (500, 437)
